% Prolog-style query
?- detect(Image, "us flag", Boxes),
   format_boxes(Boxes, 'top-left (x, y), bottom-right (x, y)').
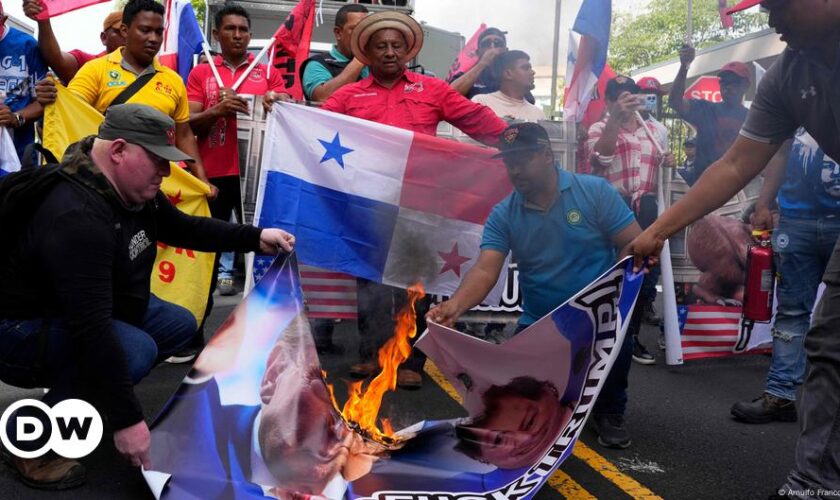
top-left (680, 305), bottom-right (772, 360)
top-left (299, 266), bottom-right (357, 319)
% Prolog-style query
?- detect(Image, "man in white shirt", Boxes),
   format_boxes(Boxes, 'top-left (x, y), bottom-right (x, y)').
top-left (472, 50), bottom-right (545, 122)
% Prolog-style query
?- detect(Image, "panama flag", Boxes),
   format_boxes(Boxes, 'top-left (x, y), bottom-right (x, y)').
top-left (160, 0), bottom-right (204, 82)
top-left (254, 103), bottom-right (511, 300)
top-left (563, 0), bottom-right (612, 122)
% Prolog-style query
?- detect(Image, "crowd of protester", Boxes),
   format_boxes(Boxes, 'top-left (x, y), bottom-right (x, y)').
top-left (0, 0), bottom-right (838, 498)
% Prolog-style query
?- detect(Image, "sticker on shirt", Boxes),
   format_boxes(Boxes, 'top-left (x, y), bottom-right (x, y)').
top-left (155, 82), bottom-right (174, 96)
top-left (566, 209), bottom-right (583, 225)
top-left (106, 69), bottom-right (126, 87)
top-left (404, 81), bottom-right (424, 93)
top-left (129, 230), bottom-right (152, 261)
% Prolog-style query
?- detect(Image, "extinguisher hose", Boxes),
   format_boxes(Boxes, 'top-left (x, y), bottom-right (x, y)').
top-left (736, 319), bottom-right (753, 352)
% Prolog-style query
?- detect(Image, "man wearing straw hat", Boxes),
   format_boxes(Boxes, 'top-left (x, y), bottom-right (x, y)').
top-left (321, 11), bottom-right (507, 389)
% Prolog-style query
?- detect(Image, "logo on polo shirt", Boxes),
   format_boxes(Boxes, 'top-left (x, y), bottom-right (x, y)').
top-left (404, 81), bottom-right (425, 93)
top-left (566, 209), bottom-right (582, 225)
top-left (107, 69), bottom-right (126, 87)
top-left (109, 70), bottom-right (120, 80)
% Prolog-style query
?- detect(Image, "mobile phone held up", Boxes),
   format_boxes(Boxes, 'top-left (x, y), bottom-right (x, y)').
top-left (638, 93), bottom-right (658, 112)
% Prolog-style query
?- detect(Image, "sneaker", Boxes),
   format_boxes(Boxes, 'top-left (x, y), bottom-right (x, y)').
top-left (657, 333), bottom-right (666, 351)
top-left (642, 303), bottom-right (661, 325)
top-left (165, 346), bottom-right (201, 364)
top-left (397, 369), bottom-right (423, 389)
top-left (348, 361), bottom-right (379, 378)
top-left (217, 278), bottom-right (237, 296)
top-left (1, 447), bottom-right (85, 490)
top-left (632, 341), bottom-right (656, 365)
top-left (731, 393), bottom-right (797, 423)
top-left (592, 414), bottom-right (631, 449)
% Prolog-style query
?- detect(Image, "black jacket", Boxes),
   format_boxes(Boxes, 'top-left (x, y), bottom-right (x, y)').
top-left (0, 137), bottom-right (263, 428)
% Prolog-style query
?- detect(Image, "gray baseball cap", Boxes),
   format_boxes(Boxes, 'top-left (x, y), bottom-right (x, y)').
top-left (99, 104), bottom-right (193, 162)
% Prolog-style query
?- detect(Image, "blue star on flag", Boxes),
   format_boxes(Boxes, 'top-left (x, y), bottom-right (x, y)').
top-left (318, 132), bottom-right (354, 169)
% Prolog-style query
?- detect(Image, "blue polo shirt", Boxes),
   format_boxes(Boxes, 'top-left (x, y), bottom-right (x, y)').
top-left (481, 166), bottom-right (634, 326)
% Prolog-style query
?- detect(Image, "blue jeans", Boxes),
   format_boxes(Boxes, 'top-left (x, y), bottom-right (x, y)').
top-left (218, 251), bottom-right (235, 280)
top-left (0, 294), bottom-right (195, 404)
top-left (766, 215), bottom-right (840, 401)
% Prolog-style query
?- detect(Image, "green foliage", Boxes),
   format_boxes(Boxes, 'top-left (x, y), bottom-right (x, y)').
top-left (112, 0), bottom-right (206, 28)
top-left (608, 0), bottom-right (767, 73)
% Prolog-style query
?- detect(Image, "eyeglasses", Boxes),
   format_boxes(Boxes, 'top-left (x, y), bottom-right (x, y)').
top-left (480, 38), bottom-right (505, 49)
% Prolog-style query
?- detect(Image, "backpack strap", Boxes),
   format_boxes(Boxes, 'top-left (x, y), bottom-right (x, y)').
top-left (108, 72), bottom-right (156, 108)
top-left (20, 143), bottom-right (60, 170)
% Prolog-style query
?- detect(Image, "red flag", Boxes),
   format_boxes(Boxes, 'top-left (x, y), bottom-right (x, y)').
top-left (270, 0), bottom-right (316, 100)
top-left (718, 0), bottom-right (734, 28)
top-left (33, 0), bottom-right (110, 20)
top-left (445, 24), bottom-right (487, 82)
top-left (574, 63), bottom-right (615, 174)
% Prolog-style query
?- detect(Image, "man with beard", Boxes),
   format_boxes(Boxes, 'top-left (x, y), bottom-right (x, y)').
top-left (472, 50), bottom-right (544, 122)
top-left (627, 0), bottom-right (840, 496)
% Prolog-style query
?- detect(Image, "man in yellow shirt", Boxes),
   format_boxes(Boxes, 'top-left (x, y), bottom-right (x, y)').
top-left (36, 0), bottom-right (214, 196)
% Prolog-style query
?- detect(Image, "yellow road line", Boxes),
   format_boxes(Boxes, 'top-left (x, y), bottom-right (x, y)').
top-left (424, 362), bottom-right (597, 499)
top-left (572, 442), bottom-right (662, 499)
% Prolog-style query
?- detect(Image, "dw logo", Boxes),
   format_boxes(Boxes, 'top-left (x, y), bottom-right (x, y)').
top-left (0, 399), bottom-right (103, 459)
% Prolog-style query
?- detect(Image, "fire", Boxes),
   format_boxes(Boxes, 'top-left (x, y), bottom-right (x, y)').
top-left (338, 282), bottom-right (425, 443)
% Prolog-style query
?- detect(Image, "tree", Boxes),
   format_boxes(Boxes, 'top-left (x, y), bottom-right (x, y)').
top-left (608, 0), bottom-right (767, 73)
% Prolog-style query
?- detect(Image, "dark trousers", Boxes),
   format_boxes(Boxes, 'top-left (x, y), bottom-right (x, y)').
top-left (623, 194), bottom-right (660, 341)
top-left (356, 279), bottom-right (428, 372)
top-left (196, 175), bottom-right (243, 343)
top-left (783, 235), bottom-right (840, 494)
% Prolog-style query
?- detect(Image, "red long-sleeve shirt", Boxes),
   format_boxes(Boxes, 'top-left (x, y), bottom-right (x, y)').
top-left (321, 70), bottom-right (506, 146)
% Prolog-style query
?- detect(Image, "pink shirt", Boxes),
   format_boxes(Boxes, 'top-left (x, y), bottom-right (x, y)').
top-left (187, 55), bottom-right (286, 178)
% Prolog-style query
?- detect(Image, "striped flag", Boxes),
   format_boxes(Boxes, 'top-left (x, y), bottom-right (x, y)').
top-left (300, 265), bottom-right (357, 319)
top-left (160, 0), bottom-right (204, 83)
top-left (679, 305), bottom-right (771, 360)
top-left (563, 0), bottom-right (612, 122)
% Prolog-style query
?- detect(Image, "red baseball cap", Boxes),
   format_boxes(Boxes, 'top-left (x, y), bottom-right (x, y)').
top-left (719, 61), bottom-right (751, 82)
top-left (725, 0), bottom-right (761, 15)
top-left (637, 76), bottom-right (666, 95)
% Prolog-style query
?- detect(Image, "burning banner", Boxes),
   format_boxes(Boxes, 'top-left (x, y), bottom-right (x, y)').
top-left (143, 254), bottom-right (641, 498)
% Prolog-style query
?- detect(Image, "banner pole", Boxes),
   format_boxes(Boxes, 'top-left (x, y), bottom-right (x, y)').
top-left (687, 0), bottom-right (694, 43)
top-left (634, 111), bottom-right (684, 365)
top-left (550, 0), bottom-right (563, 116)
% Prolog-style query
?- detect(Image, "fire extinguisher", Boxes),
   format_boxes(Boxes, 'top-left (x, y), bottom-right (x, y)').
top-left (737, 230), bottom-right (775, 352)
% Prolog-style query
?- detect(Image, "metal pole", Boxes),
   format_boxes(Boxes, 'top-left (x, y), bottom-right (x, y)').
top-left (687, 0), bottom-right (693, 43)
top-left (550, 0), bottom-right (562, 117)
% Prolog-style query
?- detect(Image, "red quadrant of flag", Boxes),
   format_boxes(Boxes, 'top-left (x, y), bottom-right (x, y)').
top-left (35, 0), bottom-right (111, 20)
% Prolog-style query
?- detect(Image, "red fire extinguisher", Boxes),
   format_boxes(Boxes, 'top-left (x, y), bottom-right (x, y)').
top-left (737, 230), bottom-right (775, 351)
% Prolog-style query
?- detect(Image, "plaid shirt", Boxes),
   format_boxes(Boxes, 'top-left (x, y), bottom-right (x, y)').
top-left (586, 116), bottom-right (664, 208)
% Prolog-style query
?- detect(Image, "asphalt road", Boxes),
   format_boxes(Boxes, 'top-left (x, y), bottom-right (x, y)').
top-left (0, 291), bottom-right (799, 500)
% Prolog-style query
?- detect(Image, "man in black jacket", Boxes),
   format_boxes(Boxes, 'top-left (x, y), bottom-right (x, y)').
top-left (0, 103), bottom-right (294, 490)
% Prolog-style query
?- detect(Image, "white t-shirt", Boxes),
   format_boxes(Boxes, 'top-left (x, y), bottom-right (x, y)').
top-left (472, 91), bottom-right (546, 122)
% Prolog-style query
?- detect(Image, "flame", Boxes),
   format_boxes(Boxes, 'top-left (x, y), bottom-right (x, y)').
top-left (339, 282), bottom-right (425, 442)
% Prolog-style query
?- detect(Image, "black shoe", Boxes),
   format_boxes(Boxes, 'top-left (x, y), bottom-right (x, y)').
top-left (592, 414), bottom-right (631, 449)
top-left (165, 346), bottom-right (201, 364)
top-left (632, 341), bottom-right (656, 365)
top-left (642, 303), bottom-right (661, 325)
top-left (731, 393), bottom-right (797, 423)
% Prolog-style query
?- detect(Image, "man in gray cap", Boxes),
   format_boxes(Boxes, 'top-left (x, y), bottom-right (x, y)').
top-left (0, 103), bottom-right (295, 490)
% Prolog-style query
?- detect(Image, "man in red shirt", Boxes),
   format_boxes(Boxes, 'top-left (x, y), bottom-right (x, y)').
top-left (22, 1), bottom-right (124, 83)
top-left (178, 4), bottom-right (288, 359)
top-left (321, 11), bottom-right (506, 388)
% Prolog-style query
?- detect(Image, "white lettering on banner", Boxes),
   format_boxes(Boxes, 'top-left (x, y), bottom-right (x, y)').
top-left (360, 268), bottom-right (626, 500)
top-left (432, 264), bottom-right (523, 313)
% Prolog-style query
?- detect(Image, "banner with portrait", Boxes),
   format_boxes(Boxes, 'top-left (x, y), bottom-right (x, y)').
top-left (143, 253), bottom-right (642, 498)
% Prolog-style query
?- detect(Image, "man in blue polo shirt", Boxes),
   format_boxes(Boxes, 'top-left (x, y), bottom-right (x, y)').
top-left (428, 122), bottom-right (642, 449)
top-left (731, 129), bottom-right (840, 424)
top-left (0, 2), bottom-right (46, 162)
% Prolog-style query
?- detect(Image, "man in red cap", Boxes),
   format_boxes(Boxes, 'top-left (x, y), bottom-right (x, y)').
top-left (668, 46), bottom-right (750, 185)
top-left (627, 1), bottom-right (840, 497)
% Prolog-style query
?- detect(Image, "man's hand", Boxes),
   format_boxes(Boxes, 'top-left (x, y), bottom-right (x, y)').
top-left (0, 105), bottom-right (15, 127)
top-left (22, 0), bottom-right (44, 20)
top-left (622, 228), bottom-right (665, 273)
top-left (679, 44), bottom-right (695, 68)
top-left (478, 46), bottom-right (506, 68)
top-left (113, 421), bottom-right (151, 469)
top-left (663, 152), bottom-right (677, 169)
top-left (259, 228), bottom-right (295, 253)
top-left (262, 91), bottom-right (292, 113)
top-left (206, 183), bottom-right (219, 200)
top-left (750, 205), bottom-right (776, 231)
top-left (607, 91), bottom-right (639, 123)
top-left (213, 87), bottom-right (250, 117)
top-left (35, 78), bottom-right (57, 106)
top-left (426, 300), bottom-right (464, 328)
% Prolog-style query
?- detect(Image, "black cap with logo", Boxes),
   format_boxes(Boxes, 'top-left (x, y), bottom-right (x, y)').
top-left (99, 104), bottom-right (193, 162)
top-left (492, 122), bottom-right (551, 159)
top-left (604, 75), bottom-right (641, 101)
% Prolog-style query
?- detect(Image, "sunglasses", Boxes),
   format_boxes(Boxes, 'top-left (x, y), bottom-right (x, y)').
top-left (480, 38), bottom-right (505, 49)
